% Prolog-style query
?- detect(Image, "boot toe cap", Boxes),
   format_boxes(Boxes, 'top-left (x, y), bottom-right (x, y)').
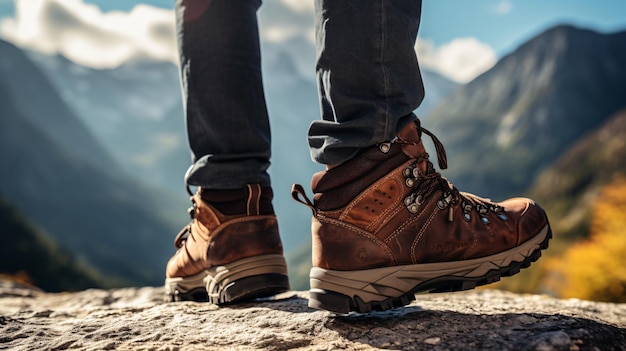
top-left (515, 198), bottom-right (549, 245)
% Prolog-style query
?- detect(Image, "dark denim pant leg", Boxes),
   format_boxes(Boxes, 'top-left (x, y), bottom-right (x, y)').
top-left (176, 0), bottom-right (271, 189)
top-left (309, 0), bottom-right (425, 165)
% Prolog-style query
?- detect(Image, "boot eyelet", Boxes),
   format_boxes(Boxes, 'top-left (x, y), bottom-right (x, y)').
top-left (187, 206), bottom-right (196, 219)
top-left (404, 196), bottom-right (414, 206)
top-left (409, 204), bottom-right (419, 213)
top-left (437, 200), bottom-right (446, 210)
top-left (463, 213), bottom-right (471, 221)
top-left (416, 194), bottom-right (423, 205)
top-left (412, 168), bottom-right (421, 178)
top-left (497, 213), bottom-right (508, 221)
top-left (480, 216), bottom-right (490, 224)
top-left (404, 168), bottom-right (412, 177)
top-left (379, 143), bottom-right (391, 153)
top-left (477, 205), bottom-right (488, 215)
top-left (406, 178), bottom-right (415, 187)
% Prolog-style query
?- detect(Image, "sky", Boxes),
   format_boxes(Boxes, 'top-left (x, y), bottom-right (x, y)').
top-left (1, 0), bottom-right (625, 83)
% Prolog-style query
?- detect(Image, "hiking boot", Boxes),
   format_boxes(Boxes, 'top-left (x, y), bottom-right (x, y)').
top-left (165, 184), bottom-right (289, 304)
top-left (292, 119), bottom-right (552, 314)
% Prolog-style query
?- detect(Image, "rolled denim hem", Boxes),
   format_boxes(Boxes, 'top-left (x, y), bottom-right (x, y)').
top-left (309, 113), bottom-right (417, 165)
top-left (184, 156), bottom-right (271, 189)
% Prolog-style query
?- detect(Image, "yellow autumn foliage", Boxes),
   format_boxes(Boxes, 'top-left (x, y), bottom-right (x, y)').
top-left (546, 178), bottom-right (626, 302)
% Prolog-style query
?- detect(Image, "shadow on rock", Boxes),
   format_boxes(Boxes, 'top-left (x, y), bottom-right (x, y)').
top-left (227, 292), bottom-right (317, 314)
top-left (326, 309), bottom-right (626, 351)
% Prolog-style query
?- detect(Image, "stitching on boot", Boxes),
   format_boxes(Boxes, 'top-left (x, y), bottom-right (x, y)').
top-left (372, 205), bottom-right (404, 235)
top-left (384, 193), bottom-right (439, 243)
top-left (410, 208), bottom-right (440, 264)
top-left (245, 184), bottom-right (262, 216)
top-left (317, 214), bottom-right (398, 265)
top-left (461, 219), bottom-right (478, 260)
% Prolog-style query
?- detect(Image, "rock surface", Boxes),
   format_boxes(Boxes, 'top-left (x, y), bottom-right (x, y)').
top-left (0, 280), bottom-right (624, 350)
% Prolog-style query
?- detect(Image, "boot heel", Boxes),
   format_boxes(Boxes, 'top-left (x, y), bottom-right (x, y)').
top-left (308, 288), bottom-right (352, 314)
top-left (213, 273), bottom-right (290, 304)
top-left (205, 254), bottom-right (289, 304)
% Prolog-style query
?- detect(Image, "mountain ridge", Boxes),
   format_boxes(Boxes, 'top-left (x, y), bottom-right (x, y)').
top-left (0, 41), bottom-right (187, 287)
top-left (425, 24), bottom-right (626, 199)
top-left (0, 196), bottom-right (107, 291)
top-left (0, 39), bottom-right (119, 173)
top-left (530, 108), bottom-right (626, 240)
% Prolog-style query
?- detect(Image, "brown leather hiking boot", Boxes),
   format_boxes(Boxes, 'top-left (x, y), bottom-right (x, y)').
top-left (165, 184), bottom-right (289, 304)
top-left (292, 120), bottom-right (552, 314)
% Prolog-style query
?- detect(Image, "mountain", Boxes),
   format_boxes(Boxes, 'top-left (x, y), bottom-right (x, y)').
top-left (491, 108), bottom-right (626, 295)
top-left (0, 40), bottom-right (118, 174)
top-left (425, 25), bottom-right (626, 200)
top-left (529, 108), bottom-right (626, 241)
top-left (0, 196), bottom-right (106, 291)
top-left (417, 68), bottom-right (460, 117)
top-left (25, 52), bottom-right (190, 199)
top-left (0, 39), bottom-right (187, 287)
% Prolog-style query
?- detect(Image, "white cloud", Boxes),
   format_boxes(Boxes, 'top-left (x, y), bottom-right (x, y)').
top-left (0, 0), bottom-right (177, 68)
top-left (259, 0), bottom-right (315, 44)
top-left (495, 0), bottom-right (513, 15)
top-left (280, 0), bottom-right (315, 14)
top-left (0, 0), bottom-right (316, 70)
top-left (258, 0), bottom-right (316, 79)
top-left (415, 37), bottom-right (497, 83)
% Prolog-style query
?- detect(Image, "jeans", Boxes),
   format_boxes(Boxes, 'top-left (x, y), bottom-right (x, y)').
top-left (176, 0), bottom-right (424, 189)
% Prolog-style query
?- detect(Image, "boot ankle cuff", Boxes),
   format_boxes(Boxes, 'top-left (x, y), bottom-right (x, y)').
top-left (200, 185), bottom-right (274, 215)
top-left (313, 144), bottom-right (410, 210)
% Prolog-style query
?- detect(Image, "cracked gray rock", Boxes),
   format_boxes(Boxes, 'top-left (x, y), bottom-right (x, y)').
top-left (0, 280), bottom-right (624, 350)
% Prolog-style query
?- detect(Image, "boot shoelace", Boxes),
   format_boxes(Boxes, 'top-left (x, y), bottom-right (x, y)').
top-left (173, 195), bottom-right (197, 249)
top-left (396, 125), bottom-right (506, 224)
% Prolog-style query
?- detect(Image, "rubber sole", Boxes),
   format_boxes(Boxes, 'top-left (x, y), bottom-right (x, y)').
top-left (165, 254), bottom-right (289, 304)
top-left (309, 224), bottom-right (552, 314)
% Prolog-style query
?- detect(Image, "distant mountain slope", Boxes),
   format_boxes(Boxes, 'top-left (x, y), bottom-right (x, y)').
top-left (0, 40), bottom-right (117, 172)
top-left (0, 196), bottom-right (106, 291)
top-left (25, 52), bottom-right (189, 196)
top-left (425, 25), bottom-right (626, 200)
top-left (0, 42), bottom-right (187, 287)
top-left (530, 108), bottom-right (626, 241)
top-left (417, 68), bottom-right (460, 117)
top-left (491, 108), bottom-right (626, 295)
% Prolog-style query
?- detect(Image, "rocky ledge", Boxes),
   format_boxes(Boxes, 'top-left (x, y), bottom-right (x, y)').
top-left (0, 281), bottom-right (624, 351)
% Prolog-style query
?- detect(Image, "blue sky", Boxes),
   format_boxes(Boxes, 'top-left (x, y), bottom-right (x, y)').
top-left (420, 0), bottom-right (626, 55)
top-left (1, 0), bottom-right (625, 82)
